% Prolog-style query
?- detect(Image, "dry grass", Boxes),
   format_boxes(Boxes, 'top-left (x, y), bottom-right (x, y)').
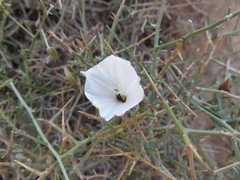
top-left (1, 0), bottom-right (240, 179)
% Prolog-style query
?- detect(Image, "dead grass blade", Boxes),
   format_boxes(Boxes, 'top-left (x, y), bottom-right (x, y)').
top-left (108, 144), bottom-right (175, 180)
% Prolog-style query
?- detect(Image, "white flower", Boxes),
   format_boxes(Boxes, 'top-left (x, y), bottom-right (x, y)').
top-left (81, 55), bottom-right (144, 121)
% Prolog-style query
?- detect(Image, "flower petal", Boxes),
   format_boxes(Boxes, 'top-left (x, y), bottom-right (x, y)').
top-left (114, 81), bottom-right (144, 116)
top-left (98, 100), bottom-right (118, 121)
top-left (82, 55), bottom-right (144, 121)
top-left (108, 56), bottom-right (141, 94)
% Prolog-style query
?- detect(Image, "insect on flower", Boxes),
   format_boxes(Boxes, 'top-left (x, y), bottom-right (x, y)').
top-left (81, 55), bottom-right (144, 121)
top-left (116, 93), bottom-right (127, 103)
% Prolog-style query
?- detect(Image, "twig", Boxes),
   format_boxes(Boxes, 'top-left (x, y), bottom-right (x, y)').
top-left (213, 161), bottom-right (240, 175)
top-left (108, 144), bottom-right (175, 180)
top-left (157, 40), bottom-right (183, 79)
top-left (47, 30), bottom-right (85, 64)
top-left (187, 146), bottom-right (197, 180)
top-left (15, 160), bottom-right (45, 176)
top-left (78, 110), bottom-right (103, 122)
top-left (161, 79), bottom-right (197, 117)
top-left (210, 58), bottom-right (240, 75)
top-left (196, 87), bottom-right (240, 101)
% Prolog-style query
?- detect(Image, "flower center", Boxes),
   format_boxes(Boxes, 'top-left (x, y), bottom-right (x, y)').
top-left (116, 93), bottom-right (127, 103)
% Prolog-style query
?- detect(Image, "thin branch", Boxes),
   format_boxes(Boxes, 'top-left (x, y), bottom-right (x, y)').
top-left (9, 82), bottom-right (69, 180)
top-left (155, 10), bottom-right (240, 50)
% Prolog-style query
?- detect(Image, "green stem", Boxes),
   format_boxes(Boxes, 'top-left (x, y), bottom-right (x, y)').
top-left (155, 9), bottom-right (240, 50)
top-left (9, 82), bottom-right (70, 180)
top-left (81, 0), bottom-right (88, 31)
top-left (108, 0), bottom-right (125, 44)
top-left (60, 138), bottom-right (91, 159)
top-left (26, 0), bottom-right (51, 60)
top-left (187, 129), bottom-right (240, 136)
top-left (40, 28), bottom-right (50, 48)
top-left (191, 101), bottom-right (236, 133)
top-left (53, 0), bottom-right (70, 32)
top-left (0, 79), bottom-right (12, 89)
top-left (215, 29), bottom-right (240, 39)
top-left (60, 108), bottom-right (150, 159)
top-left (189, 129), bottom-right (240, 162)
top-left (143, 68), bottom-right (191, 146)
top-left (167, 67), bottom-right (238, 134)
top-left (0, 109), bottom-right (47, 145)
top-left (190, 135), bottom-right (215, 169)
top-left (2, 9), bottom-right (34, 37)
top-left (167, 67), bottom-right (240, 162)
top-left (152, 0), bottom-right (166, 75)
top-left (232, 138), bottom-right (240, 160)
top-left (196, 87), bottom-right (240, 100)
